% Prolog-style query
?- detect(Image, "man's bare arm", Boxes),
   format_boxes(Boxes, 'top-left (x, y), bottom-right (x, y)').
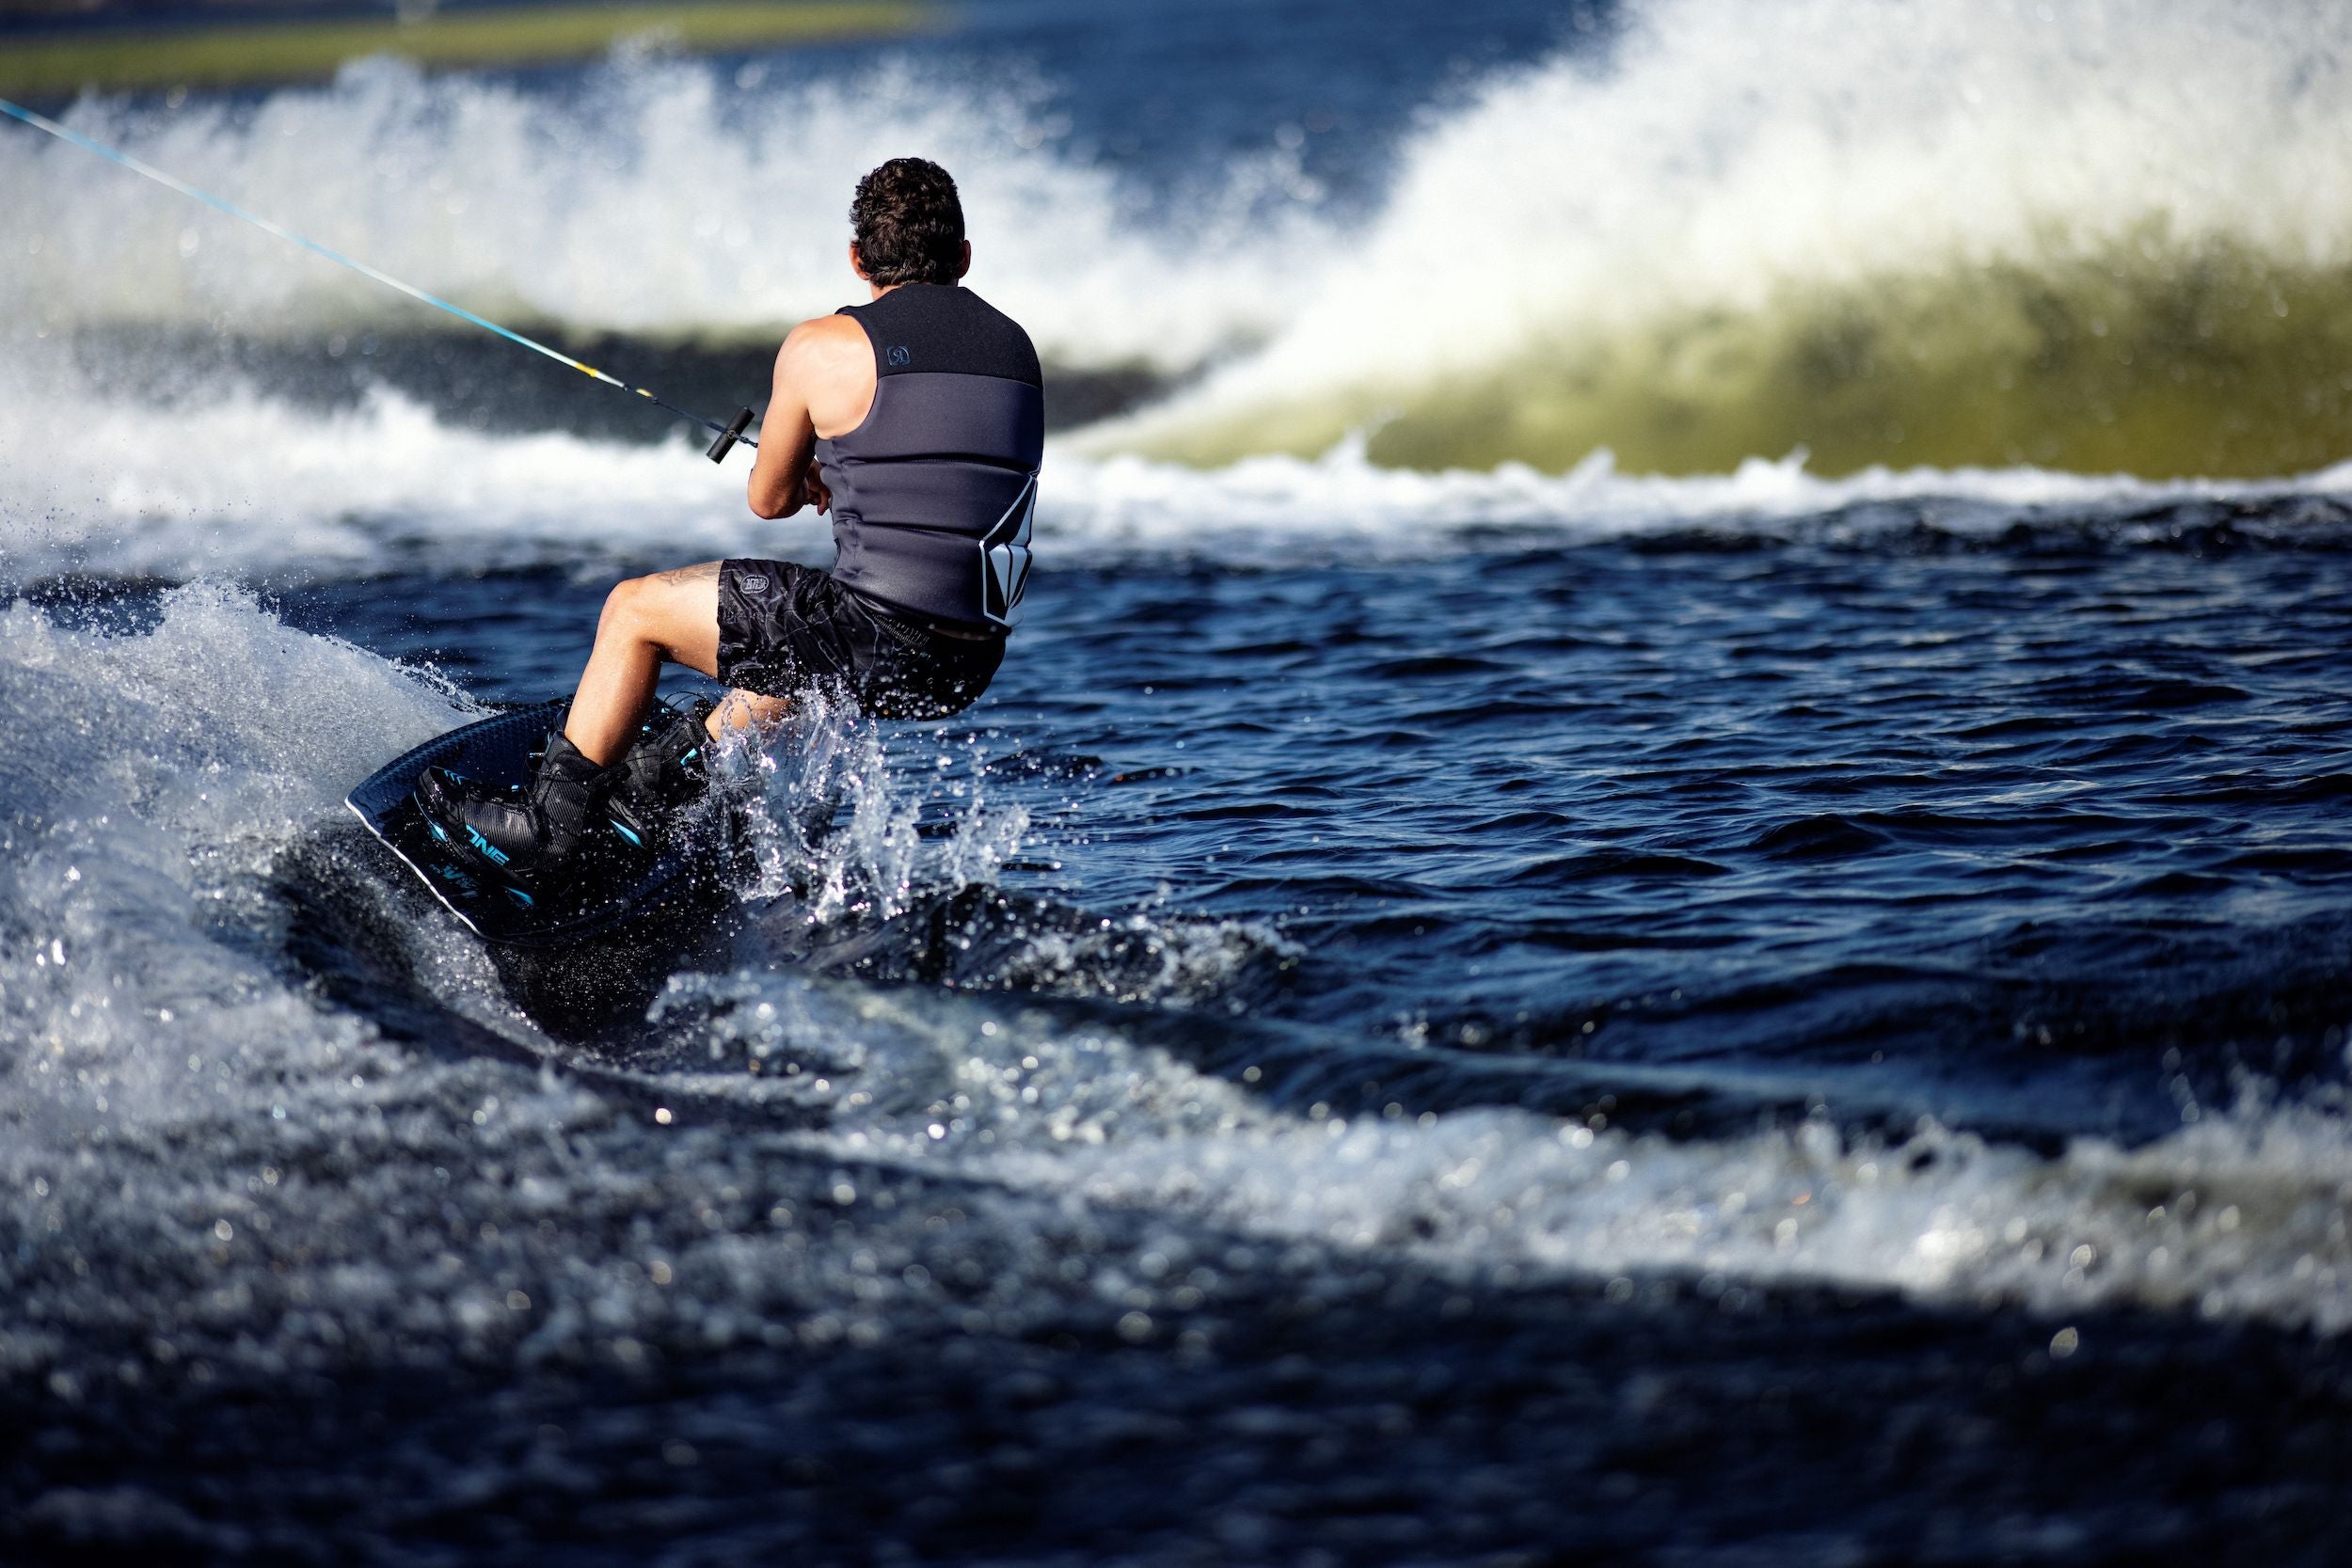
top-left (746, 324), bottom-right (821, 520)
top-left (746, 313), bottom-right (872, 520)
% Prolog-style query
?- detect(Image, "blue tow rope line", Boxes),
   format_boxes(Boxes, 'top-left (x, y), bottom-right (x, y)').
top-left (0, 94), bottom-right (760, 461)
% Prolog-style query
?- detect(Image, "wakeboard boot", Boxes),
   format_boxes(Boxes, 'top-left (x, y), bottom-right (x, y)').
top-left (605, 697), bottom-right (716, 850)
top-left (413, 728), bottom-right (615, 899)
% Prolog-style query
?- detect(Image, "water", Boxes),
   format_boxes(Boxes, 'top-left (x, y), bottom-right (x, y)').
top-left (6, 2), bottom-right (2352, 1561)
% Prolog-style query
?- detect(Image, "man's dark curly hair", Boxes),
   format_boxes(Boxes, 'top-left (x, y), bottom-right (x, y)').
top-left (850, 158), bottom-right (966, 287)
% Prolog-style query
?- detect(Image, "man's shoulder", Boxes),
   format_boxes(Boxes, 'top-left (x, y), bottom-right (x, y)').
top-left (787, 311), bottom-right (870, 351)
top-left (780, 312), bottom-right (873, 375)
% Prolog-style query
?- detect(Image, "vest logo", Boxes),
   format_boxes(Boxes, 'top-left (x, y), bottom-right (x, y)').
top-left (738, 574), bottom-right (769, 594)
top-left (885, 345), bottom-right (912, 367)
top-left (979, 476), bottom-right (1036, 628)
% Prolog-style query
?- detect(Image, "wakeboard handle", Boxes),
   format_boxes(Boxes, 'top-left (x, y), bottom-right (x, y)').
top-left (707, 407), bottom-right (756, 463)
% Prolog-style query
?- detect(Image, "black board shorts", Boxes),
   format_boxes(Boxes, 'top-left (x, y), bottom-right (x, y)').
top-left (715, 559), bottom-right (1005, 720)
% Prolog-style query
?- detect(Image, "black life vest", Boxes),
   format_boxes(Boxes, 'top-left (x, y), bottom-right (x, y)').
top-left (816, 284), bottom-right (1043, 628)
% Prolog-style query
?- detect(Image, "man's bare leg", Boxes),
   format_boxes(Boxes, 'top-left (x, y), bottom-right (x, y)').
top-left (563, 562), bottom-right (799, 765)
top-left (709, 689), bottom-right (793, 740)
top-left (564, 563), bottom-right (726, 765)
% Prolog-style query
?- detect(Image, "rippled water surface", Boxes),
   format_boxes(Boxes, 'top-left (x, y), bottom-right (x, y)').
top-left (281, 505), bottom-right (2352, 1150)
top-left (4, 499), bottom-right (2347, 1562)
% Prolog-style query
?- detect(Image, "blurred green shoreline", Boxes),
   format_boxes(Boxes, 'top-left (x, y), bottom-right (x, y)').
top-left (0, 1), bottom-right (930, 97)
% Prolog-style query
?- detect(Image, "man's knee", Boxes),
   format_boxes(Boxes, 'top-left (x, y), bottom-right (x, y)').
top-left (599, 575), bottom-right (657, 638)
top-left (598, 567), bottom-right (720, 666)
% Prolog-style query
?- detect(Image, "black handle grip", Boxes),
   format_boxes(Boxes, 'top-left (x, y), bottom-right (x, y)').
top-left (706, 406), bottom-right (755, 464)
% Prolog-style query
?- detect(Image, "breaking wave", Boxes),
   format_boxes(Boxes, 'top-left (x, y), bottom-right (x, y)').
top-left (6, 372), bottom-right (2352, 587)
top-left (8, 0), bottom-right (2351, 484)
top-left (1089, 0), bottom-right (2352, 478)
top-left (0, 52), bottom-right (1302, 370)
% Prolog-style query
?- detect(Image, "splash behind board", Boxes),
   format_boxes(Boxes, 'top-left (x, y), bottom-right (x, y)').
top-left (346, 699), bottom-right (717, 948)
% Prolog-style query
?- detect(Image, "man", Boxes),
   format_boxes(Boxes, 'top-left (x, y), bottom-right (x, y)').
top-left (417, 157), bottom-right (1041, 886)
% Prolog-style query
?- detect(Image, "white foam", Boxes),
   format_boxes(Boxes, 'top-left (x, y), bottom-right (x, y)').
top-left (0, 592), bottom-right (1053, 1376)
top-left (15, 0), bottom-right (2339, 411)
top-left (0, 377), bottom-right (771, 581)
top-left (791, 1014), bottom-right (2352, 1334)
top-left (615, 950), bottom-right (2352, 1337)
top-left (0, 586), bottom-right (469, 1145)
top-left (0, 54), bottom-right (1303, 369)
top-left (1096, 0), bottom-right (2352, 451)
top-left (1042, 439), bottom-right (2352, 565)
top-left (8, 372), bottom-right (2347, 585)
top-left (724, 693), bottom-right (1031, 925)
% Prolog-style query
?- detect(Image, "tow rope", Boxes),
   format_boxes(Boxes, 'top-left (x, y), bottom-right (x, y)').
top-left (1, 94), bottom-right (759, 462)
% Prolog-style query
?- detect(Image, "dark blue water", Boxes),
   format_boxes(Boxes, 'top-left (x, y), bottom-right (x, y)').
top-left (8, 500), bottom-right (2352, 1563)
top-left (280, 505), bottom-right (2352, 1146)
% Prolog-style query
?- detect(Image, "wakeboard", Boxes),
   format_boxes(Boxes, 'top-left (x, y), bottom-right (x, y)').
top-left (346, 698), bottom-right (727, 948)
